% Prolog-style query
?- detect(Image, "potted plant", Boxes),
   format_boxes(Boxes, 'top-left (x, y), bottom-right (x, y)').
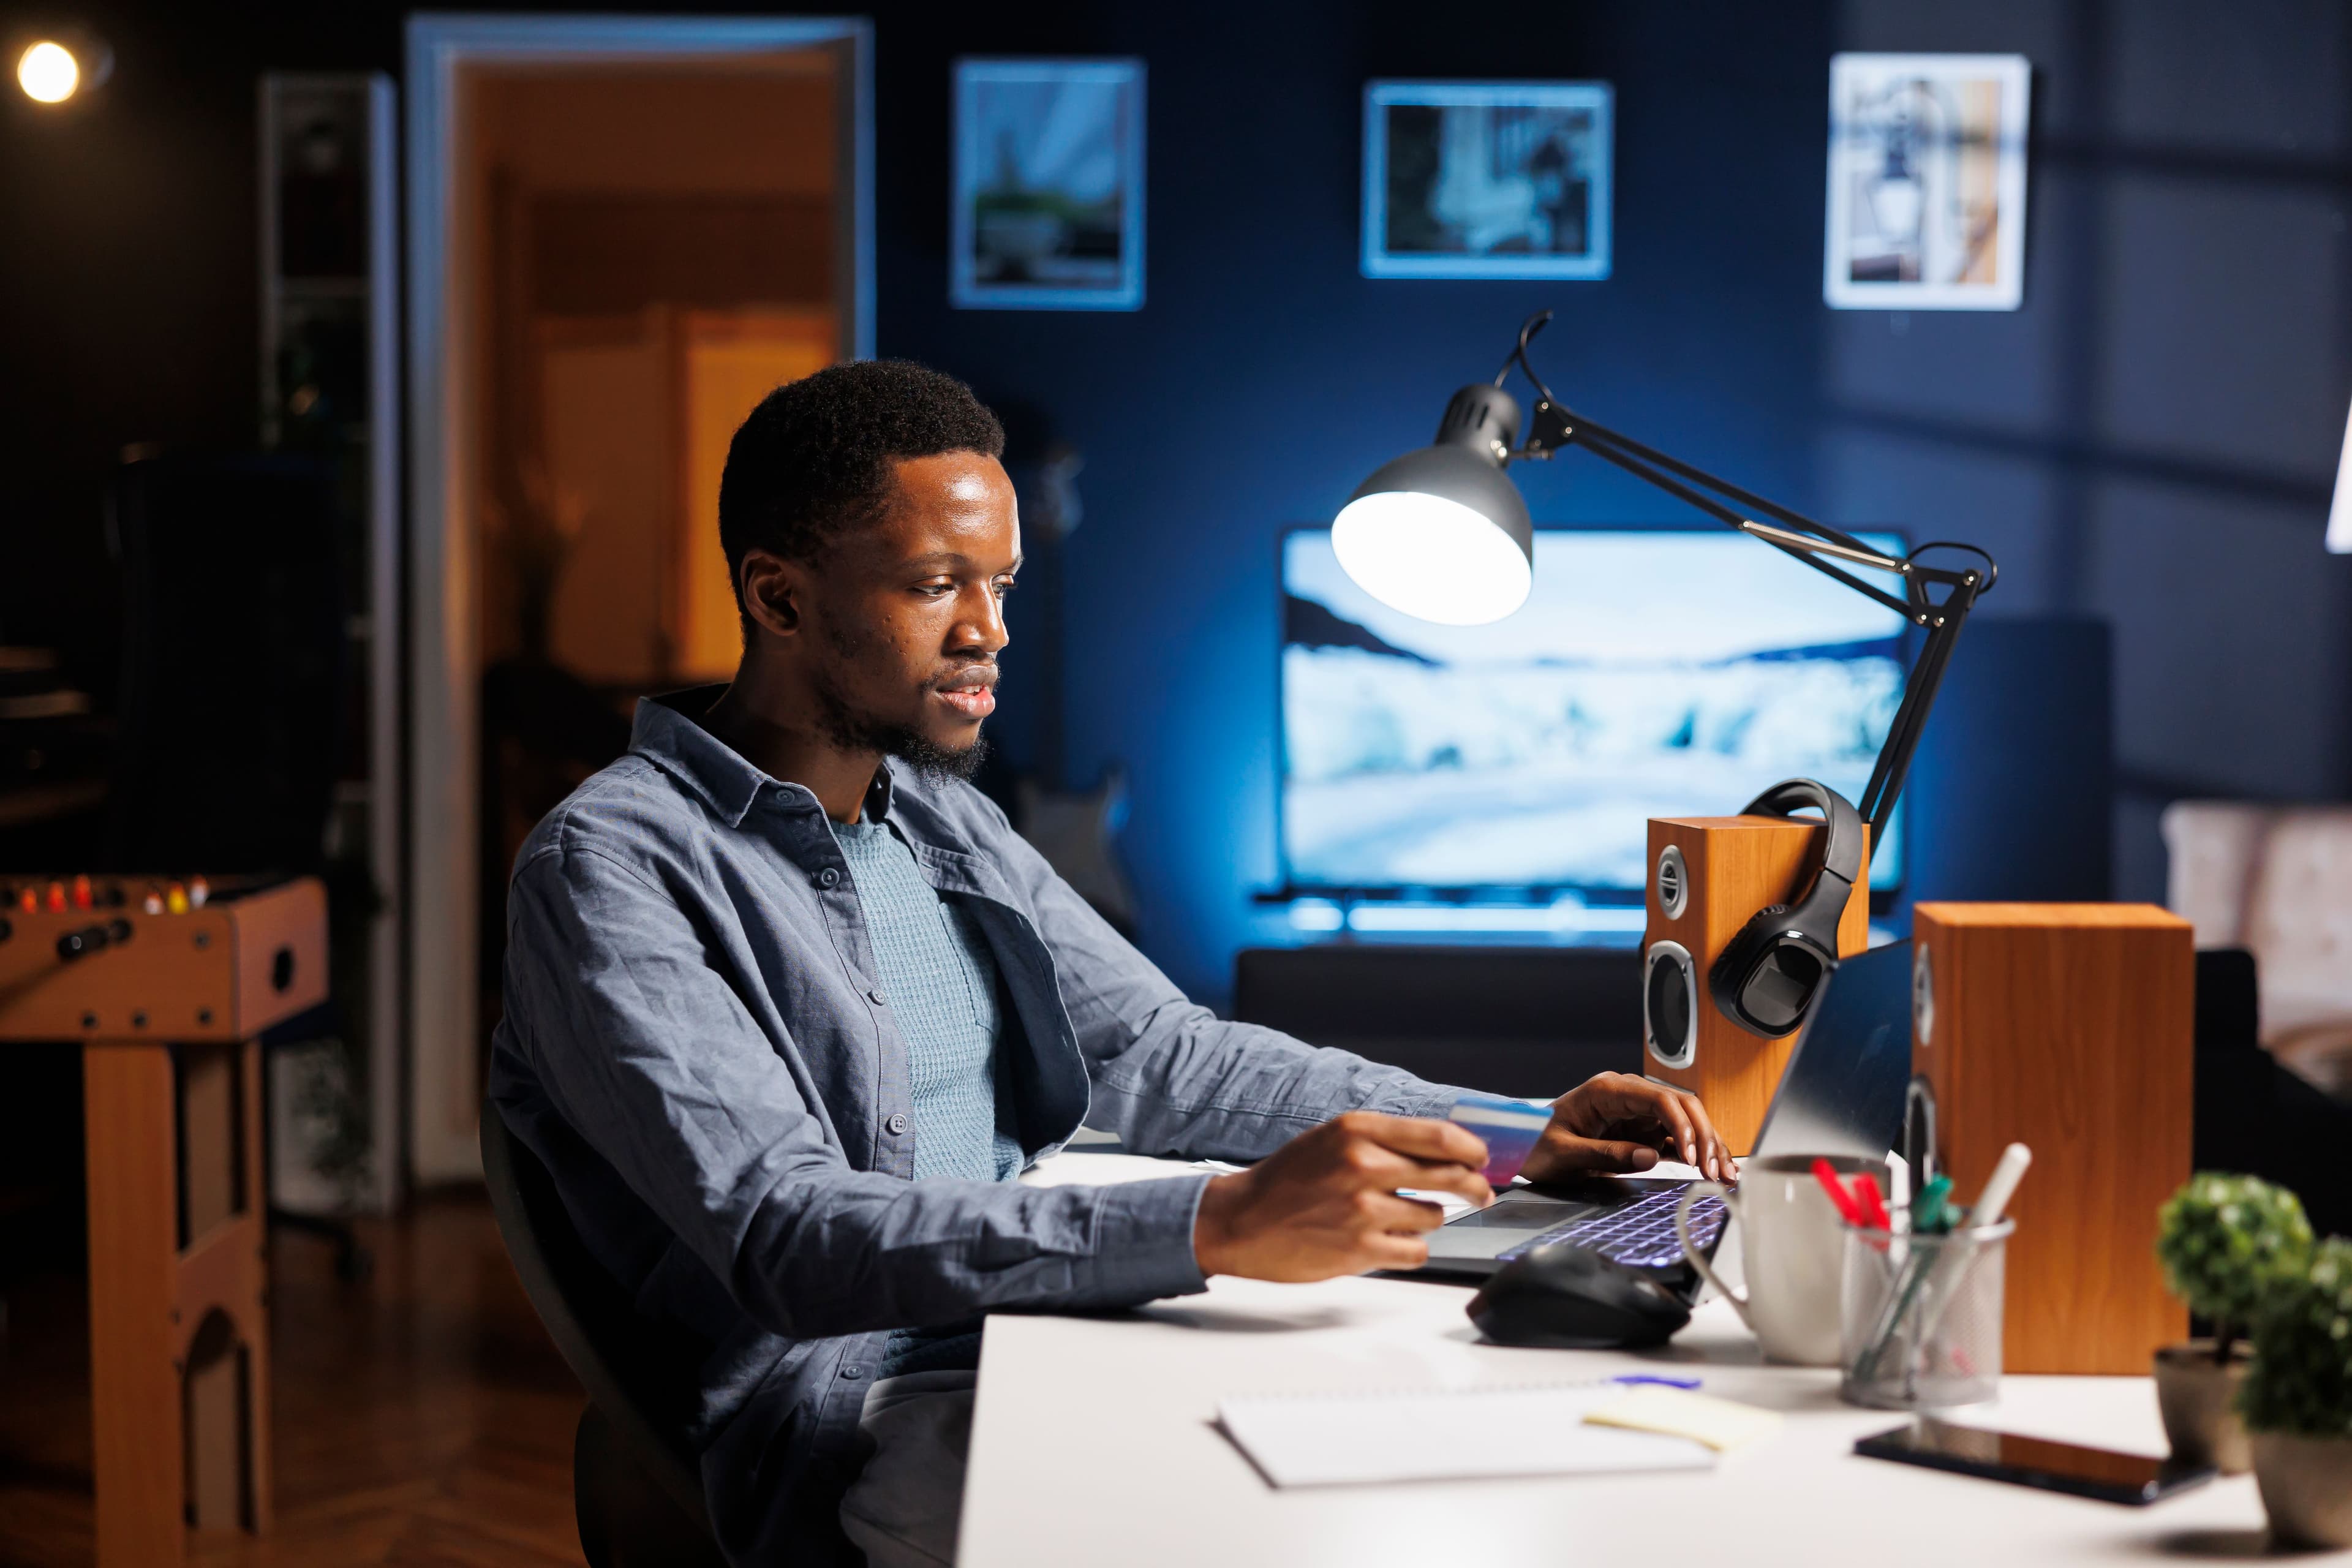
top-left (2242, 1238), bottom-right (2352, 1548)
top-left (2152, 1173), bottom-right (2312, 1472)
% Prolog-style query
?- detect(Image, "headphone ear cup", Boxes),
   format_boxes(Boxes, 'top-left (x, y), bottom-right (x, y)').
top-left (1708, 918), bottom-right (1770, 1025)
top-left (1710, 913), bottom-right (1827, 1040)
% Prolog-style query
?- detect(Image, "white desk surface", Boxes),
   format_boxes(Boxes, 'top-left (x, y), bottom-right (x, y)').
top-left (963, 1152), bottom-right (2337, 1568)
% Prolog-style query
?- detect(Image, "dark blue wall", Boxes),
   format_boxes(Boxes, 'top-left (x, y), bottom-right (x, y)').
top-left (1814, 0), bottom-right (2352, 921)
top-left (881, 1), bottom-right (1845, 1003)
top-left (878, 1), bottom-right (2352, 1005)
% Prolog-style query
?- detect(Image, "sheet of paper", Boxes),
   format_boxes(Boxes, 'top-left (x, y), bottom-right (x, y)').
top-left (1217, 1382), bottom-right (1716, 1488)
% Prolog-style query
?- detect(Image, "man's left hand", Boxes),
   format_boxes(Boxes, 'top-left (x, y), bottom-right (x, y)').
top-left (1517, 1072), bottom-right (1735, 1185)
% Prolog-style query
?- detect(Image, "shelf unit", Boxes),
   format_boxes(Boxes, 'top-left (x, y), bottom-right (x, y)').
top-left (258, 74), bottom-right (402, 1214)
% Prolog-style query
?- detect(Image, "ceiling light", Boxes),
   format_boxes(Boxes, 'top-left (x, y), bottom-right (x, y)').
top-left (17, 36), bottom-right (110, 105)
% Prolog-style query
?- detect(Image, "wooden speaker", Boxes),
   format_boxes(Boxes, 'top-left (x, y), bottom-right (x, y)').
top-left (1642, 815), bottom-right (1869, 1153)
top-left (1911, 902), bottom-right (2194, 1374)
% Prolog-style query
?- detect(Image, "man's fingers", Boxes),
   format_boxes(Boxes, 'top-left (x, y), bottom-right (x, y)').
top-left (1391, 1156), bottom-right (1494, 1207)
top-left (1605, 1074), bottom-right (1701, 1166)
top-left (1343, 1140), bottom-right (1493, 1207)
top-left (1336, 1110), bottom-right (1490, 1170)
top-left (1360, 1193), bottom-right (1449, 1234)
top-left (1684, 1102), bottom-right (1734, 1183)
top-left (1648, 1090), bottom-right (1700, 1166)
top-left (1551, 1136), bottom-right (1662, 1174)
top-left (1358, 1232), bottom-right (1431, 1272)
top-left (1659, 1089), bottom-right (1728, 1179)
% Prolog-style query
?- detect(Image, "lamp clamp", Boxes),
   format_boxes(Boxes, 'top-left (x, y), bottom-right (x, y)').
top-left (1514, 399), bottom-right (1575, 461)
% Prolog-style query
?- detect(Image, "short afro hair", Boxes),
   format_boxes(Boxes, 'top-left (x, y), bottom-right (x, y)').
top-left (718, 356), bottom-right (1006, 603)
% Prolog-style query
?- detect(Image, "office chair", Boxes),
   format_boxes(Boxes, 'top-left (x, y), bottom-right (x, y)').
top-left (479, 1108), bottom-right (729, 1568)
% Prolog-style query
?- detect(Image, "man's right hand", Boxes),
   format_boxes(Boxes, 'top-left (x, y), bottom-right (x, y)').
top-left (1191, 1111), bottom-right (1494, 1281)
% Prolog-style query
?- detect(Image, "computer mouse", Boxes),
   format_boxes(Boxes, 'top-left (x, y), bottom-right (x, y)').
top-left (1466, 1242), bottom-right (1693, 1350)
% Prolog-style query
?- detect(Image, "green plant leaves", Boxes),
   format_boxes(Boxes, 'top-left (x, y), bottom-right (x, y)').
top-left (2156, 1173), bottom-right (2315, 1336)
top-left (2241, 1237), bottom-right (2352, 1438)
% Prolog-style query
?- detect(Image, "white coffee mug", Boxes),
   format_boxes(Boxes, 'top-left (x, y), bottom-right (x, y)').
top-left (1672, 1152), bottom-right (1889, 1366)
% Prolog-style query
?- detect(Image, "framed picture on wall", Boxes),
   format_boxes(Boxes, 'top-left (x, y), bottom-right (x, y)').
top-left (1361, 81), bottom-right (1613, 281)
top-left (951, 58), bottom-right (1144, 310)
top-left (1824, 53), bottom-right (2031, 310)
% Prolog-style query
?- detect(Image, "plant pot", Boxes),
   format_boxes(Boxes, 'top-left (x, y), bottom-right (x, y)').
top-left (2252, 1432), bottom-right (2352, 1549)
top-left (2152, 1341), bottom-right (2252, 1474)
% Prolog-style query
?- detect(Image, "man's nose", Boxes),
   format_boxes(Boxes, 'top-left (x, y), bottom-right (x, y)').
top-left (956, 585), bottom-right (1009, 654)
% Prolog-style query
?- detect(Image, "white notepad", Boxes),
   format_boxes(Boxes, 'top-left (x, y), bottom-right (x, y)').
top-left (1216, 1382), bottom-right (1716, 1488)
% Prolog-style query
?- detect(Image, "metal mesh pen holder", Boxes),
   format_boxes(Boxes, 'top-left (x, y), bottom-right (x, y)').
top-left (1839, 1216), bottom-right (2013, 1410)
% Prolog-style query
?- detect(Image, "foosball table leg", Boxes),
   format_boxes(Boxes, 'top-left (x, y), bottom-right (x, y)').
top-left (82, 1037), bottom-right (273, 1567)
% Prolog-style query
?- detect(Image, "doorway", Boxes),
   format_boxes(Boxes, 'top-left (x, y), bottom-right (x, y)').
top-left (405, 16), bottom-right (872, 1183)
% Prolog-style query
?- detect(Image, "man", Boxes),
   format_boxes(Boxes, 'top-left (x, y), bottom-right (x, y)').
top-left (491, 360), bottom-right (1732, 1568)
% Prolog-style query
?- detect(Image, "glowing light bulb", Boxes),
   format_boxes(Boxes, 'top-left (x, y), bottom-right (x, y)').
top-left (17, 41), bottom-right (80, 104)
top-left (1332, 490), bottom-right (1532, 625)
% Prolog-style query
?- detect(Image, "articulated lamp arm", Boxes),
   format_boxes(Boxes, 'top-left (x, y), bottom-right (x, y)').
top-left (1498, 311), bottom-right (1996, 851)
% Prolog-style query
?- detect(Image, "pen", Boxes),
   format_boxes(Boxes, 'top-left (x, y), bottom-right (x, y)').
top-left (1812, 1158), bottom-right (1866, 1226)
top-left (1912, 1174), bottom-right (1954, 1235)
top-left (1611, 1374), bottom-right (1702, 1390)
top-left (1852, 1171), bottom-right (1893, 1231)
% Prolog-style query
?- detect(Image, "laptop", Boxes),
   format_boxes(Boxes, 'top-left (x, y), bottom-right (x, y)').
top-left (1415, 940), bottom-right (1915, 1291)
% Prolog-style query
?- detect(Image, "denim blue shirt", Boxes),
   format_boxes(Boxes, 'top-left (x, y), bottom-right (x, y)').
top-left (488, 689), bottom-right (1459, 1566)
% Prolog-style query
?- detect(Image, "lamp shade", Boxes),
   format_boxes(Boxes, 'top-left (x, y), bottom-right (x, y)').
top-left (1332, 384), bottom-right (1536, 625)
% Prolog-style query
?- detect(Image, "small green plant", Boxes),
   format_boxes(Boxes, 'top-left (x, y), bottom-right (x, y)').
top-left (2156, 1173), bottom-right (2313, 1363)
top-left (2239, 1237), bottom-right (2352, 1438)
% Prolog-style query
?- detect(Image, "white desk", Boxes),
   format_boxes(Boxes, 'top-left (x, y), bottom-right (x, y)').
top-left (963, 1152), bottom-right (2332, 1568)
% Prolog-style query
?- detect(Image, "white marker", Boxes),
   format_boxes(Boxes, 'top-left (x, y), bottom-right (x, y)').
top-left (1966, 1143), bottom-right (2034, 1229)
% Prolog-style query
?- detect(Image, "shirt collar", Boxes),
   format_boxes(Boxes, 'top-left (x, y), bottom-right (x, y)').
top-left (630, 687), bottom-right (895, 828)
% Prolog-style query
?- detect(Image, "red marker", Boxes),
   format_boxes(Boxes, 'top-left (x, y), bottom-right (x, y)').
top-left (1853, 1171), bottom-right (1893, 1232)
top-left (1812, 1157), bottom-right (1866, 1226)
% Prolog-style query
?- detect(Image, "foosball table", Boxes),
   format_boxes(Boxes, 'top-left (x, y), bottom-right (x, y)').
top-left (0, 873), bottom-right (326, 1567)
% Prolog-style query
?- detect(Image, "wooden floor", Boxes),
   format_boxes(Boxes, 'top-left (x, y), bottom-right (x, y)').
top-left (0, 1196), bottom-right (590, 1567)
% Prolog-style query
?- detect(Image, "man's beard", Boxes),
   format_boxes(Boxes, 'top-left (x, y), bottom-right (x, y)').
top-left (810, 659), bottom-right (989, 784)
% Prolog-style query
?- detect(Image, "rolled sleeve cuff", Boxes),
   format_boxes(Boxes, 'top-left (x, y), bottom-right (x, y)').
top-left (1381, 1082), bottom-right (1473, 1121)
top-left (1084, 1174), bottom-right (1213, 1303)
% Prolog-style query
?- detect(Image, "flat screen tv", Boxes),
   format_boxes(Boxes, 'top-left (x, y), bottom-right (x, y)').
top-left (1280, 527), bottom-right (1909, 898)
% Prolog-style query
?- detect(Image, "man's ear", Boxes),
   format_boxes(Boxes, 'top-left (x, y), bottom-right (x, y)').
top-left (738, 549), bottom-right (804, 641)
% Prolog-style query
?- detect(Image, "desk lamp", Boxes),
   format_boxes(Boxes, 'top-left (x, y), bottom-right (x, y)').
top-left (1332, 308), bottom-right (1997, 861)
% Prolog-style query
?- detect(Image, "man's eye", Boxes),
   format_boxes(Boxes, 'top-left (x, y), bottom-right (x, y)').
top-left (916, 581), bottom-right (954, 597)
top-left (993, 579), bottom-right (1017, 598)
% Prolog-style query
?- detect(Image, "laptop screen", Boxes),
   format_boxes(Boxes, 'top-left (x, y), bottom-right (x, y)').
top-left (1751, 941), bottom-right (1914, 1163)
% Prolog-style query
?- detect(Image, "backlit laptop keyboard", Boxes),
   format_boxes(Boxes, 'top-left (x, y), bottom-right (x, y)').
top-left (1496, 1188), bottom-right (1727, 1270)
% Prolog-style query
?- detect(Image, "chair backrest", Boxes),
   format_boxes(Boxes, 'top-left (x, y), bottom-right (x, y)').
top-left (480, 1107), bottom-right (714, 1532)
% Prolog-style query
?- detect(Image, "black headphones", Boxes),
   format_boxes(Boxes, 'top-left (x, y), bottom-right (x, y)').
top-left (1707, 778), bottom-right (1863, 1039)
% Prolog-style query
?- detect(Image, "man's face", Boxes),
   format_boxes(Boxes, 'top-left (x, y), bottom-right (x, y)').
top-left (796, 451), bottom-right (1020, 777)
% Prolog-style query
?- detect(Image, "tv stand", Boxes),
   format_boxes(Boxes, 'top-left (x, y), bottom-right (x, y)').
top-left (1232, 942), bottom-right (1642, 1097)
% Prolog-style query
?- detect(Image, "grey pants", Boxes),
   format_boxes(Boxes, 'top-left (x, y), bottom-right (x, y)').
top-left (839, 1370), bottom-right (978, 1568)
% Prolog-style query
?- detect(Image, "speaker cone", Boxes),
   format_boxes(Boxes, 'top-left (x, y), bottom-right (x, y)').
top-left (1644, 941), bottom-right (1696, 1069)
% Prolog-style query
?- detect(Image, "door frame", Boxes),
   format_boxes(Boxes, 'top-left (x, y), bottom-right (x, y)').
top-left (404, 12), bottom-right (873, 1183)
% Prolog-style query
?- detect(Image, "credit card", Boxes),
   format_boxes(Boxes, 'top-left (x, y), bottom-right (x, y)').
top-left (1446, 1093), bottom-right (1552, 1185)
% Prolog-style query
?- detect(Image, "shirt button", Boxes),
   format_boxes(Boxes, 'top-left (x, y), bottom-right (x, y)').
top-left (868, 988), bottom-right (888, 1006)
top-left (886, 1113), bottom-right (909, 1136)
top-left (816, 867), bottom-right (841, 889)
top-left (841, 1364), bottom-right (865, 1380)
